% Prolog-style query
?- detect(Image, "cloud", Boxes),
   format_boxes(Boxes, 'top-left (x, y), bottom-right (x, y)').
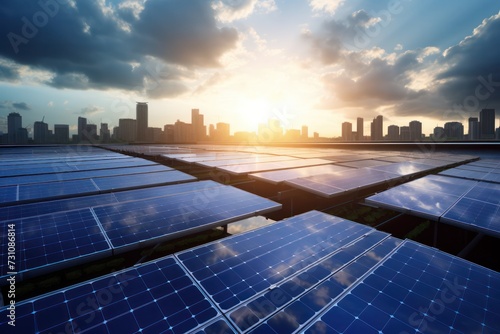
top-left (0, 101), bottom-right (31, 111)
top-left (213, 0), bottom-right (276, 22)
top-left (308, 0), bottom-right (344, 14)
top-left (79, 105), bottom-right (104, 116)
top-left (0, 0), bottom-right (239, 97)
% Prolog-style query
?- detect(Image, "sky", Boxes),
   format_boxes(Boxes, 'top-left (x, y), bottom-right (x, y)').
top-left (1, 0), bottom-right (500, 138)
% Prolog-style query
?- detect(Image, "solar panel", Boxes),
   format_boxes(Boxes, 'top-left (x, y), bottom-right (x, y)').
top-left (441, 198), bottom-right (500, 237)
top-left (439, 168), bottom-right (489, 181)
top-left (0, 186), bottom-right (17, 204)
top-left (0, 209), bottom-right (112, 282)
top-left (0, 165), bottom-right (77, 177)
top-left (249, 165), bottom-right (353, 185)
top-left (216, 159), bottom-right (333, 175)
top-left (0, 181), bottom-right (225, 222)
top-left (335, 159), bottom-right (393, 168)
top-left (198, 155), bottom-right (295, 168)
top-left (304, 240), bottom-right (500, 333)
top-left (286, 169), bottom-right (400, 198)
top-left (18, 179), bottom-right (100, 203)
top-left (92, 170), bottom-right (196, 191)
top-left (94, 185), bottom-right (281, 253)
top-left (464, 182), bottom-right (500, 205)
top-left (369, 161), bottom-right (436, 176)
top-left (0, 256), bottom-right (221, 333)
top-left (176, 211), bottom-right (375, 312)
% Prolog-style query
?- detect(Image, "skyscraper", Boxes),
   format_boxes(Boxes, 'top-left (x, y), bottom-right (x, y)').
top-left (100, 123), bottom-right (110, 142)
top-left (78, 116), bottom-right (87, 142)
top-left (409, 120), bottom-right (422, 141)
top-left (387, 125), bottom-right (400, 141)
top-left (191, 109), bottom-right (206, 142)
top-left (444, 122), bottom-right (464, 140)
top-left (400, 126), bottom-right (410, 141)
top-left (479, 108), bottom-right (495, 139)
top-left (357, 117), bottom-right (364, 141)
top-left (302, 125), bottom-right (308, 140)
top-left (342, 122), bottom-right (352, 141)
top-left (136, 102), bottom-right (148, 142)
top-left (118, 118), bottom-right (137, 142)
top-left (34, 121), bottom-right (49, 144)
top-left (54, 124), bottom-right (69, 143)
top-left (7, 112), bottom-right (22, 144)
top-left (468, 117), bottom-right (479, 140)
top-left (371, 115), bottom-right (383, 141)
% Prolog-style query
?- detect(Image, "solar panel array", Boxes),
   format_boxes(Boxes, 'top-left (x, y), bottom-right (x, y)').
top-left (439, 159), bottom-right (500, 183)
top-left (366, 174), bottom-right (500, 238)
top-left (0, 180), bottom-right (281, 282)
top-left (3, 210), bottom-right (499, 333)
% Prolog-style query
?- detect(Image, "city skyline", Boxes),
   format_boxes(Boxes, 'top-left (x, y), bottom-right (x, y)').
top-left (1, 1), bottom-right (500, 137)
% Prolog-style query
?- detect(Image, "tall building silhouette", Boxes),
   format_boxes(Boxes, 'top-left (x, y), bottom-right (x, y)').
top-left (357, 117), bottom-right (363, 141)
top-left (118, 118), bottom-right (137, 142)
top-left (468, 117), bottom-right (479, 140)
top-left (342, 122), bottom-right (352, 141)
top-left (387, 125), bottom-right (400, 141)
top-left (136, 102), bottom-right (148, 142)
top-left (7, 112), bottom-right (22, 144)
top-left (302, 125), bottom-right (308, 140)
top-left (400, 126), bottom-right (410, 141)
top-left (34, 121), bottom-right (49, 144)
top-left (409, 121), bottom-right (422, 141)
top-left (370, 115), bottom-right (383, 141)
top-left (444, 122), bottom-right (464, 140)
top-left (479, 108), bottom-right (495, 139)
top-left (54, 124), bottom-right (69, 143)
top-left (78, 117), bottom-right (87, 142)
top-left (191, 109), bottom-right (206, 142)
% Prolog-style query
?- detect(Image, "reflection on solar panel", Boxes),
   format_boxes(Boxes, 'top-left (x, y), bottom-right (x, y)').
top-left (335, 159), bottom-right (393, 168)
top-left (0, 257), bottom-right (221, 334)
top-left (216, 158), bottom-right (333, 175)
top-left (95, 185), bottom-right (281, 253)
top-left (286, 168), bottom-right (400, 198)
top-left (249, 164), bottom-right (352, 185)
top-left (92, 170), bottom-right (196, 191)
top-left (304, 239), bottom-right (500, 333)
top-left (441, 198), bottom-right (500, 237)
top-left (198, 155), bottom-right (295, 168)
top-left (0, 209), bottom-right (112, 281)
top-left (369, 161), bottom-right (437, 176)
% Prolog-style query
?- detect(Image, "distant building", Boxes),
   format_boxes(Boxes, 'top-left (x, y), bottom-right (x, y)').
top-left (16, 128), bottom-right (28, 144)
top-left (479, 108), bottom-right (495, 139)
top-left (302, 125), bottom-right (308, 140)
top-left (400, 126), bottom-right (410, 141)
top-left (33, 121), bottom-right (49, 144)
top-left (342, 122), bottom-right (352, 141)
top-left (370, 115), bottom-right (383, 141)
top-left (444, 122), bottom-right (464, 140)
top-left (433, 126), bottom-right (445, 140)
top-left (164, 124), bottom-right (174, 143)
top-left (285, 129), bottom-right (301, 141)
top-left (191, 109), bottom-right (206, 142)
top-left (148, 127), bottom-right (163, 143)
top-left (216, 122), bottom-right (230, 141)
top-left (357, 117), bottom-right (364, 141)
top-left (86, 124), bottom-right (98, 141)
top-left (136, 102), bottom-right (148, 142)
top-left (78, 116), bottom-right (87, 142)
top-left (100, 123), bottom-right (110, 142)
top-left (118, 118), bottom-right (137, 142)
top-left (468, 117), bottom-right (479, 140)
top-left (7, 112), bottom-right (22, 144)
top-left (54, 124), bottom-right (69, 143)
top-left (174, 120), bottom-right (194, 143)
top-left (409, 121), bottom-right (422, 141)
top-left (313, 132), bottom-right (319, 139)
top-left (387, 125), bottom-right (400, 141)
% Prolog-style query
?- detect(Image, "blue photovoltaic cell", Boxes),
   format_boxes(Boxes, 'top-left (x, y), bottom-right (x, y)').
top-left (94, 185), bottom-right (281, 253)
top-left (249, 165), bottom-right (353, 185)
top-left (193, 318), bottom-right (237, 333)
top-left (0, 186), bottom-right (17, 204)
top-left (441, 198), bottom-right (500, 237)
top-left (0, 257), bottom-right (221, 334)
top-left (406, 174), bottom-right (477, 196)
top-left (18, 179), bottom-right (99, 202)
top-left (198, 156), bottom-right (295, 168)
top-left (0, 165), bottom-right (77, 177)
top-left (335, 159), bottom-right (393, 168)
top-left (439, 168), bottom-right (489, 181)
top-left (304, 240), bottom-right (500, 334)
top-left (216, 159), bottom-right (333, 175)
top-left (176, 211), bottom-right (374, 312)
top-left (464, 182), bottom-right (500, 205)
top-left (285, 169), bottom-right (400, 198)
top-left (369, 161), bottom-right (435, 176)
top-left (0, 209), bottom-right (111, 281)
top-left (93, 170), bottom-right (196, 191)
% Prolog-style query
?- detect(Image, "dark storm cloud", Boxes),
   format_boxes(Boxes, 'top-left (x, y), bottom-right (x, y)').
top-left (0, 0), bottom-right (238, 96)
top-left (0, 63), bottom-right (20, 81)
top-left (0, 101), bottom-right (31, 110)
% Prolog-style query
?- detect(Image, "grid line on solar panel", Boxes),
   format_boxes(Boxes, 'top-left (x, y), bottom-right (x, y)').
top-left (249, 165), bottom-right (353, 185)
top-left (197, 156), bottom-right (297, 168)
top-left (94, 185), bottom-right (280, 253)
top-left (441, 198), bottom-right (500, 237)
top-left (303, 240), bottom-right (500, 334)
top-left (176, 211), bottom-right (375, 313)
top-left (0, 256), bottom-right (222, 334)
top-left (227, 233), bottom-right (400, 333)
top-left (0, 209), bottom-right (112, 282)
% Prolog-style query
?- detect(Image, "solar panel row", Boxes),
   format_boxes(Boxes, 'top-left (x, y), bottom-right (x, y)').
top-left (365, 174), bottom-right (500, 238)
top-left (0, 181), bottom-right (281, 282)
top-left (440, 159), bottom-right (500, 184)
top-left (2, 211), bottom-right (498, 334)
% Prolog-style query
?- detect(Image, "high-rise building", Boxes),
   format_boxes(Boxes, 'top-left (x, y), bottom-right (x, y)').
top-left (54, 124), bottom-right (69, 143)
top-left (174, 120), bottom-right (194, 143)
top-left (136, 102), bottom-right (148, 142)
top-left (433, 126), bottom-right (445, 140)
top-left (100, 123), bottom-right (110, 142)
top-left (118, 118), bottom-right (137, 142)
top-left (409, 121), bottom-right (422, 141)
top-left (400, 126), bottom-right (410, 141)
top-left (216, 122), bottom-right (230, 141)
top-left (78, 116), bottom-right (87, 142)
top-left (468, 117), bottom-right (479, 140)
top-left (164, 124), bottom-right (174, 143)
top-left (302, 125), bottom-right (308, 140)
top-left (357, 118), bottom-right (364, 141)
top-left (7, 112), bottom-right (22, 144)
top-left (370, 115), bottom-right (383, 141)
top-left (479, 108), bottom-right (495, 139)
top-left (387, 125), bottom-right (400, 141)
top-left (444, 122), bottom-right (464, 140)
top-left (86, 124), bottom-right (98, 141)
top-left (33, 121), bottom-right (49, 144)
top-left (342, 122), bottom-right (352, 141)
top-left (191, 109), bottom-right (206, 142)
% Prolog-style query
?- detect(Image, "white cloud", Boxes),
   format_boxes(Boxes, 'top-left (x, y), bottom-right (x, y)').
top-left (213, 0), bottom-right (277, 23)
top-left (309, 0), bottom-right (344, 14)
